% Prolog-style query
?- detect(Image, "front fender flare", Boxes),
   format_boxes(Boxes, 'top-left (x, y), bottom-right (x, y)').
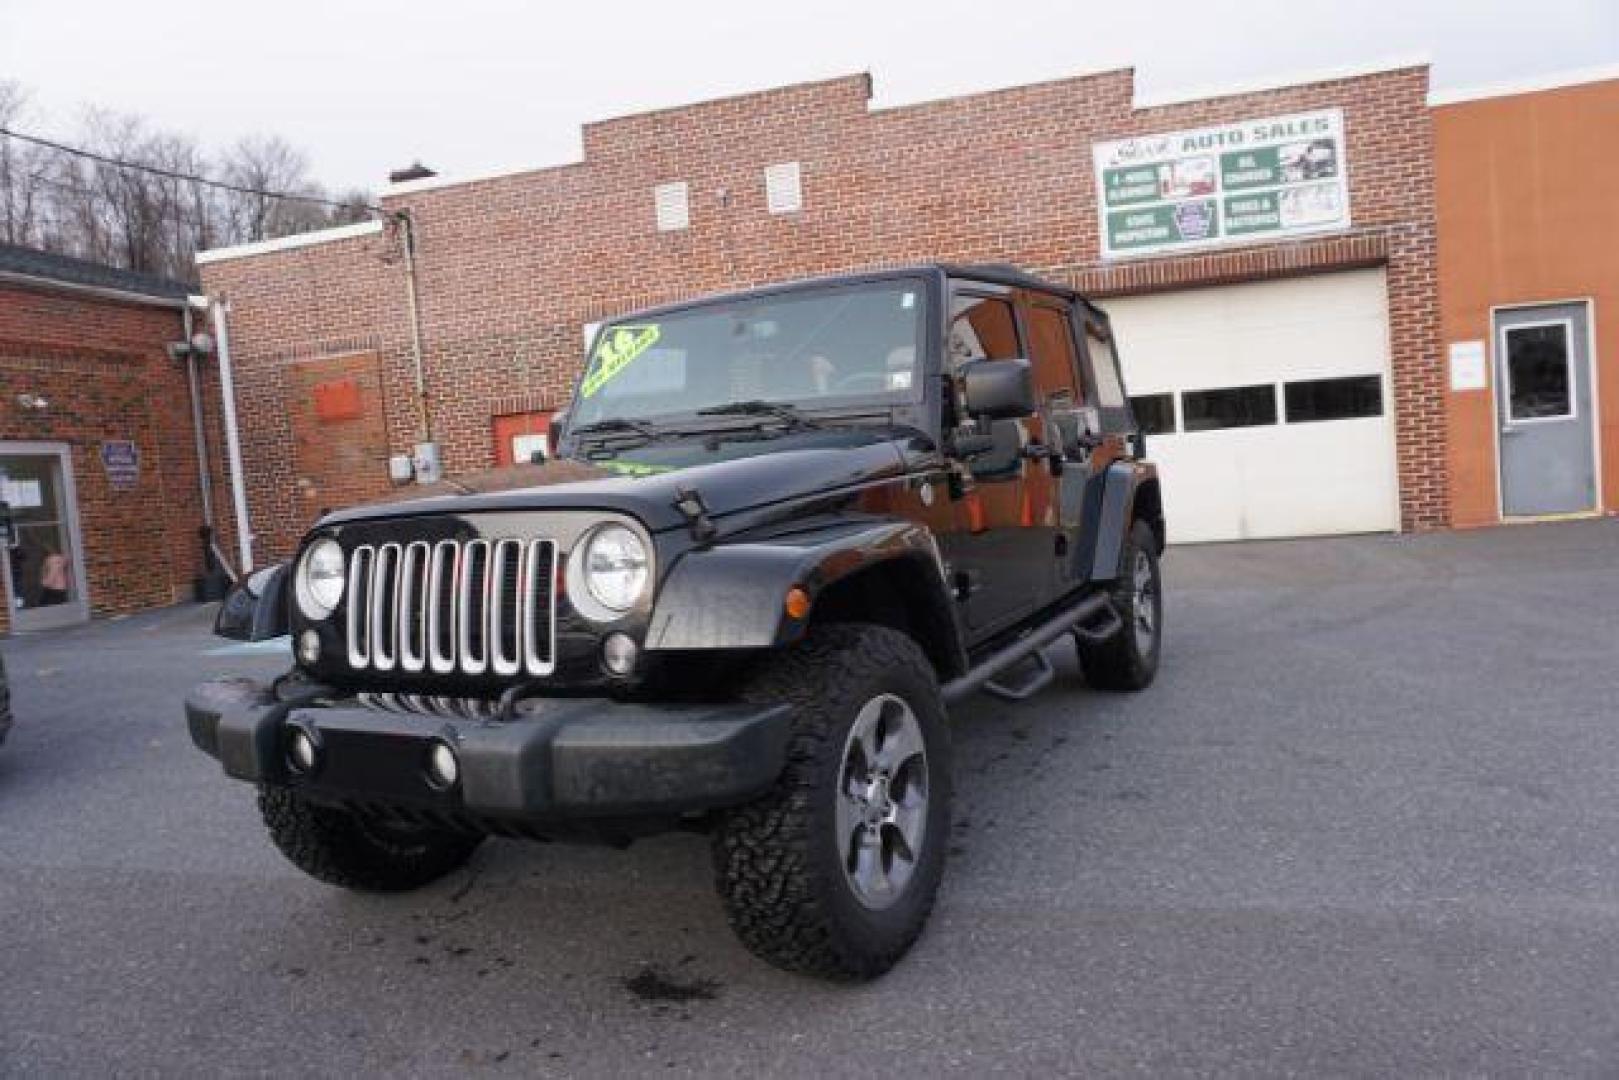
top-left (646, 520), bottom-right (951, 653)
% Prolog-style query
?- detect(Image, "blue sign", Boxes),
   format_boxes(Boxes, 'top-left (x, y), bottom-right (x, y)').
top-left (100, 440), bottom-right (140, 490)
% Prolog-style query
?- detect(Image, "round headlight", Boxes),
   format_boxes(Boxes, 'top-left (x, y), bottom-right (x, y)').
top-left (295, 538), bottom-right (346, 620)
top-left (580, 524), bottom-right (650, 615)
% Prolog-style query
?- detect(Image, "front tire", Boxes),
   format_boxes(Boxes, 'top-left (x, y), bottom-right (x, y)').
top-left (258, 786), bottom-right (481, 892)
top-left (712, 624), bottom-right (952, 980)
top-left (1077, 518), bottom-right (1163, 692)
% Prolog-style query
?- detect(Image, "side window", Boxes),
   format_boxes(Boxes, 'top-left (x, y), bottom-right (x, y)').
top-left (1027, 304), bottom-right (1082, 407)
top-left (1083, 318), bottom-right (1128, 410)
top-left (948, 294), bottom-right (1023, 477)
top-left (948, 295), bottom-right (1021, 368)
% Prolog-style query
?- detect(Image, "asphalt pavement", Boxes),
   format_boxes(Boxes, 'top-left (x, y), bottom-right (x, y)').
top-left (2, 519), bottom-right (1618, 1077)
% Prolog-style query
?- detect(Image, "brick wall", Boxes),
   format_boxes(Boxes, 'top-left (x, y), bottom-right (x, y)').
top-left (0, 282), bottom-right (223, 633)
top-left (201, 63), bottom-right (1446, 563)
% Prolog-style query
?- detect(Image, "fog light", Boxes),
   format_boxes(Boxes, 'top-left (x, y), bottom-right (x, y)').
top-left (287, 729), bottom-right (318, 773)
top-left (602, 632), bottom-right (638, 676)
top-left (426, 741), bottom-right (459, 788)
top-left (297, 629), bottom-right (321, 666)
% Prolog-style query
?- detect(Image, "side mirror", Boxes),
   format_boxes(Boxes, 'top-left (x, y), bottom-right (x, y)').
top-left (960, 358), bottom-right (1035, 420)
top-left (214, 563), bottom-right (290, 642)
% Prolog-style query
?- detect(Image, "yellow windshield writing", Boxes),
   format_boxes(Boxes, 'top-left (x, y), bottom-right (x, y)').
top-left (581, 324), bottom-right (661, 398)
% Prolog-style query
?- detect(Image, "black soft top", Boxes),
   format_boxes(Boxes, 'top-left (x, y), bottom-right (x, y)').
top-left (607, 263), bottom-right (1099, 326)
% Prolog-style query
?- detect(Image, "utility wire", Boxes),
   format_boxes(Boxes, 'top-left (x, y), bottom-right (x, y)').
top-left (0, 125), bottom-right (383, 214)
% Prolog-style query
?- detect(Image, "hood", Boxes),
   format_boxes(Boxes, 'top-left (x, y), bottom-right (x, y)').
top-left (322, 426), bottom-right (920, 533)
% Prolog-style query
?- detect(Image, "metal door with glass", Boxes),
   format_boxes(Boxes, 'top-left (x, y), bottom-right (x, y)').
top-left (1, 443), bottom-right (89, 630)
top-left (1495, 303), bottom-right (1597, 517)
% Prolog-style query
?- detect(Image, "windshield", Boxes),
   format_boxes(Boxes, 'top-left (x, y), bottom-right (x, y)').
top-left (568, 279), bottom-right (927, 428)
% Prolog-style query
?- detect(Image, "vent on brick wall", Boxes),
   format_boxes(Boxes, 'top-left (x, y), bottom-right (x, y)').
top-left (653, 182), bottom-right (689, 232)
top-left (764, 162), bottom-right (802, 215)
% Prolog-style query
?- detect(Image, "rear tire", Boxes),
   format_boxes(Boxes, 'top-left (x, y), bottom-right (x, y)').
top-left (1077, 518), bottom-right (1163, 692)
top-left (712, 624), bottom-right (951, 980)
top-left (258, 786), bottom-right (481, 892)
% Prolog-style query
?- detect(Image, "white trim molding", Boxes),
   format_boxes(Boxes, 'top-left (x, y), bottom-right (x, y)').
top-left (195, 219), bottom-right (386, 266)
top-left (0, 270), bottom-right (186, 309)
top-left (1133, 54), bottom-right (1432, 109)
top-left (1428, 63), bottom-right (1619, 106)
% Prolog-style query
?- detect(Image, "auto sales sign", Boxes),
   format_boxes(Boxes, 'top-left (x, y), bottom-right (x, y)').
top-left (1092, 109), bottom-right (1349, 258)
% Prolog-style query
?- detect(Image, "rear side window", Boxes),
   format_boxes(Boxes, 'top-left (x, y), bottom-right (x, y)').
top-left (948, 296), bottom-right (1021, 366)
top-left (1027, 304), bottom-right (1082, 403)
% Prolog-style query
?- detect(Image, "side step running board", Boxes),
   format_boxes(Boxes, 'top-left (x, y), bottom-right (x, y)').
top-left (982, 647), bottom-right (1055, 702)
top-left (1071, 602), bottom-right (1124, 644)
top-left (942, 591), bottom-right (1119, 706)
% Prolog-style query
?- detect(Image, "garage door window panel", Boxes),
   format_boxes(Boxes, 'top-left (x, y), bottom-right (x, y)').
top-left (1283, 375), bottom-right (1383, 424)
top-left (1181, 384), bottom-right (1278, 432)
top-left (1130, 393), bottom-right (1176, 435)
top-left (1502, 322), bottom-right (1574, 422)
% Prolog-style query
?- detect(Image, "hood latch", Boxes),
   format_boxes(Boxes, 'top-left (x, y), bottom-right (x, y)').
top-left (673, 486), bottom-right (717, 543)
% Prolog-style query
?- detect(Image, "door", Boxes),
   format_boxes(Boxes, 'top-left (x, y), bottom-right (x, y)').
top-left (1494, 303), bottom-right (1597, 517)
top-left (493, 411), bottom-right (554, 467)
top-left (1101, 269), bottom-right (1398, 542)
top-left (1, 443), bottom-right (90, 630)
top-left (940, 290), bottom-right (1049, 635)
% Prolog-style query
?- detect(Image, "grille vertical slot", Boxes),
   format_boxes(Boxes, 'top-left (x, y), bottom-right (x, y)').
top-left (523, 540), bottom-right (558, 674)
top-left (398, 541), bottom-right (430, 672)
top-left (458, 540), bottom-right (490, 675)
top-left (426, 541), bottom-right (459, 675)
top-left (370, 543), bottom-right (401, 672)
top-left (489, 539), bottom-right (524, 676)
top-left (346, 545), bottom-right (375, 668)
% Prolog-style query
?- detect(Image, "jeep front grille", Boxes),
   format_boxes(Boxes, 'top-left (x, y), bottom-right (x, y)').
top-left (345, 539), bottom-right (557, 677)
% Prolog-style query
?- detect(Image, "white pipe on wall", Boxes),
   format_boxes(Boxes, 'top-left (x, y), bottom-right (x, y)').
top-left (210, 298), bottom-right (256, 574)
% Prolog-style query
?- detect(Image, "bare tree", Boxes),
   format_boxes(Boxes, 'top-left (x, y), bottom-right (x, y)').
top-left (0, 80), bottom-right (47, 247)
top-left (221, 134), bottom-right (323, 243)
top-left (0, 84), bottom-right (373, 281)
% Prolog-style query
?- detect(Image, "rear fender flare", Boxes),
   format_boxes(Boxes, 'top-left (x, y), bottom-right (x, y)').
top-left (1080, 462), bottom-right (1161, 582)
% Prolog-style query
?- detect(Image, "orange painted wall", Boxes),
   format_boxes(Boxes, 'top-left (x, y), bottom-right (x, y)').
top-left (1435, 78), bottom-right (1619, 525)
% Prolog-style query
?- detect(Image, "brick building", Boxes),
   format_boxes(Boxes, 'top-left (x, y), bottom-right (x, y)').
top-left (0, 246), bottom-right (225, 634)
top-left (198, 57), bottom-right (1446, 557)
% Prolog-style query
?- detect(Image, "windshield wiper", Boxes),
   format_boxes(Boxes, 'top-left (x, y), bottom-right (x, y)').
top-left (569, 417), bottom-right (661, 443)
top-left (695, 400), bottom-right (823, 430)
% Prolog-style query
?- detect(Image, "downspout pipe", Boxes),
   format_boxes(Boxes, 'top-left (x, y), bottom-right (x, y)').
top-left (210, 297), bottom-right (256, 575)
top-left (182, 296), bottom-right (215, 529)
top-left (396, 210), bottom-right (432, 443)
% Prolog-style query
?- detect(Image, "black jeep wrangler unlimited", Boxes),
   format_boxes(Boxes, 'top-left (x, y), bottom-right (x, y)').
top-left (187, 264), bottom-right (1164, 979)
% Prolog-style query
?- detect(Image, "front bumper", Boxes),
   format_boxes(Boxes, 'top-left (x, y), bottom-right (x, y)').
top-left (185, 677), bottom-right (792, 820)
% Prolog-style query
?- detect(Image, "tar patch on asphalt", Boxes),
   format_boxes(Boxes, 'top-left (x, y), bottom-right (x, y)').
top-left (621, 965), bottom-right (721, 1004)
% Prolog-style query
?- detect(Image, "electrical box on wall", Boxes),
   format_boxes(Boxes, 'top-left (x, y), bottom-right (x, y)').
top-left (412, 442), bottom-right (442, 485)
top-left (387, 454), bottom-right (414, 483)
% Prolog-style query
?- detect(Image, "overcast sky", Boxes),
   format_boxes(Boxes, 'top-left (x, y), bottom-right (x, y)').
top-left (3, 0), bottom-right (1615, 193)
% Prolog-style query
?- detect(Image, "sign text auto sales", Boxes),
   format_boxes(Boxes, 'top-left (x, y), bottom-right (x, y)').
top-left (1092, 109), bottom-right (1350, 258)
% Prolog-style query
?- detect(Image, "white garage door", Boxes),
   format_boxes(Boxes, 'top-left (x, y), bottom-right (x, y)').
top-left (1102, 269), bottom-right (1398, 543)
